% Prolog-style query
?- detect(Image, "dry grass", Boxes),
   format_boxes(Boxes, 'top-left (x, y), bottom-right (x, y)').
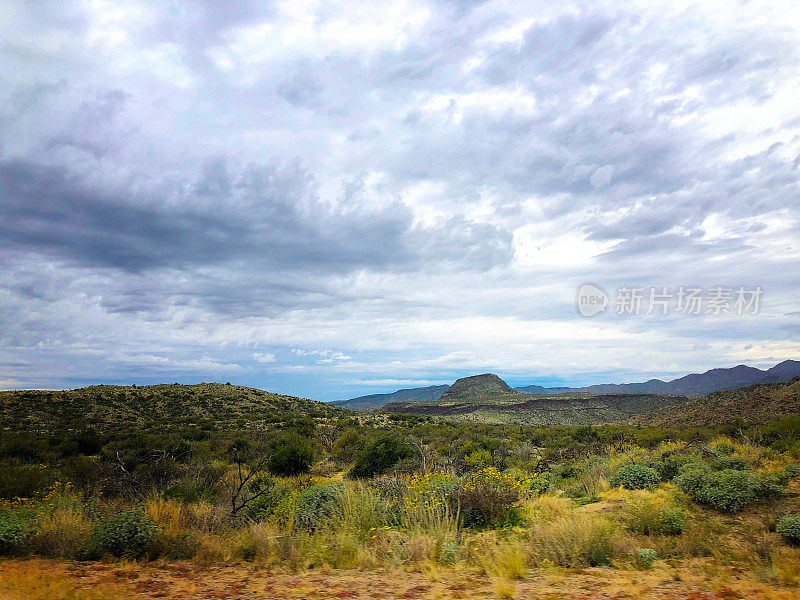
top-left (23, 507), bottom-right (92, 559)
top-left (3, 557), bottom-right (800, 600)
top-left (0, 560), bottom-right (133, 600)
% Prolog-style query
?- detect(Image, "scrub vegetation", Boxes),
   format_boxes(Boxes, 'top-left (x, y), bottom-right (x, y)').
top-left (1, 381), bottom-right (800, 598)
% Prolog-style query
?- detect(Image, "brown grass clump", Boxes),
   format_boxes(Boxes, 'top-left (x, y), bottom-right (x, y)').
top-left (0, 559), bottom-right (134, 600)
top-left (23, 506), bottom-right (92, 558)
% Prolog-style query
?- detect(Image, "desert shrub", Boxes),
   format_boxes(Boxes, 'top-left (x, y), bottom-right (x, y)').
top-left (0, 460), bottom-right (57, 499)
top-left (776, 515), bottom-right (800, 545)
top-left (529, 510), bottom-right (614, 567)
top-left (694, 470), bottom-right (760, 512)
top-left (292, 483), bottom-right (344, 531)
top-left (559, 456), bottom-right (609, 501)
top-left (267, 433), bottom-right (315, 476)
top-left (673, 463), bottom-right (712, 495)
top-left (754, 473), bottom-right (786, 500)
top-left (620, 492), bottom-right (685, 536)
top-left (92, 511), bottom-right (157, 557)
top-left (25, 507), bottom-right (92, 558)
top-left (349, 435), bottom-right (413, 479)
top-left (676, 465), bottom-right (786, 513)
top-left (549, 462), bottom-right (578, 480)
top-left (587, 540), bottom-right (614, 566)
top-left (246, 479), bottom-right (295, 521)
top-left (456, 468), bottom-right (523, 528)
top-left (0, 510), bottom-right (28, 553)
top-left (677, 469), bottom-right (759, 512)
top-left (712, 441), bottom-right (736, 455)
top-left (365, 477), bottom-right (407, 525)
top-left (636, 548), bottom-right (657, 570)
top-left (710, 456), bottom-right (751, 471)
top-left (164, 480), bottom-right (217, 503)
top-left (610, 463), bottom-right (659, 490)
top-left (653, 454), bottom-right (701, 482)
top-left (331, 485), bottom-right (389, 534)
top-left (465, 449), bottom-right (494, 469)
top-left (331, 428), bottom-right (367, 463)
top-left (59, 429), bottom-right (103, 457)
top-left (401, 471), bottom-right (457, 532)
top-left (659, 507), bottom-right (686, 535)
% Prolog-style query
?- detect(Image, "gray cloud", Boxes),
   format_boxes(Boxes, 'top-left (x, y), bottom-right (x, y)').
top-left (0, 0), bottom-right (799, 398)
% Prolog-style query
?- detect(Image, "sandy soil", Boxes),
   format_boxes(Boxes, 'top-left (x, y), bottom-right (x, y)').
top-left (1, 558), bottom-right (799, 600)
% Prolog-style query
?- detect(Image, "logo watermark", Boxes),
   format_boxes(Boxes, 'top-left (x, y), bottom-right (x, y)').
top-left (577, 283), bottom-right (609, 317)
top-left (577, 285), bottom-right (762, 317)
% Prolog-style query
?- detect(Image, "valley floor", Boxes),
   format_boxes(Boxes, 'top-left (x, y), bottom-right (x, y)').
top-left (1, 558), bottom-right (799, 600)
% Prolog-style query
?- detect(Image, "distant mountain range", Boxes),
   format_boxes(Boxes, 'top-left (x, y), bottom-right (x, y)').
top-left (521, 360), bottom-right (800, 397)
top-left (332, 360), bottom-right (800, 412)
top-left (380, 367), bottom-right (800, 427)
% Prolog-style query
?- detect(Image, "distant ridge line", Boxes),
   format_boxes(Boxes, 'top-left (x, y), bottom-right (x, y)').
top-left (333, 360), bottom-right (800, 412)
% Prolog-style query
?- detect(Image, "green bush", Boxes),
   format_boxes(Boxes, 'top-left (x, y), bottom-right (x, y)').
top-left (681, 469), bottom-right (759, 512)
top-left (267, 433), bottom-right (315, 477)
top-left (349, 435), bottom-right (413, 479)
top-left (673, 463), bottom-right (712, 496)
top-left (0, 510), bottom-right (27, 554)
top-left (776, 515), bottom-right (800, 545)
top-left (636, 548), bottom-right (657, 570)
top-left (710, 456), bottom-right (751, 471)
top-left (653, 455), bottom-right (700, 482)
top-left (92, 511), bottom-right (157, 557)
top-left (659, 507), bottom-right (686, 535)
top-left (784, 463), bottom-right (800, 478)
top-left (587, 540), bottom-right (614, 566)
top-left (754, 473), bottom-right (786, 500)
top-left (610, 463), bottom-right (659, 490)
top-left (292, 483), bottom-right (345, 531)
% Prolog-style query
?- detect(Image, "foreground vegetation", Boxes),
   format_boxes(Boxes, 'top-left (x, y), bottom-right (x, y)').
top-left (2, 381), bottom-right (800, 598)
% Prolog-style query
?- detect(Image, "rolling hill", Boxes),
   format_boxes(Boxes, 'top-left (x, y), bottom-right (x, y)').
top-left (633, 378), bottom-right (800, 427)
top-left (330, 385), bottom-right (449, 412)
top-left (0, 383), bottom-right (346, 434)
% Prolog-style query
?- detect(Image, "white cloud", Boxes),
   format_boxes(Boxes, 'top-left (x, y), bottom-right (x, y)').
top-left (251, 352), bottom-right (276, 363)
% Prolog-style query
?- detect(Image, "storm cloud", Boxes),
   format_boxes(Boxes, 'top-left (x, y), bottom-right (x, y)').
top-left (1, 0), bottom-right (798, 399)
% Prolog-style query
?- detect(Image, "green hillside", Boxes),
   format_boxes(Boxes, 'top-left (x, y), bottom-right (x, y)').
top-left (0, 383), bottom-right (346, 434)
top-left (633, 378), bottom-right (800, 427)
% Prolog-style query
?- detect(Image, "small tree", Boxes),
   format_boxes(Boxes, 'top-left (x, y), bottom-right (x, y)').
top-left (266, 432), bottom-right (315, 477)
top-left (349, 434), bottom-right (412, 479)
top-left (226, 439), bottom-right (274, 516)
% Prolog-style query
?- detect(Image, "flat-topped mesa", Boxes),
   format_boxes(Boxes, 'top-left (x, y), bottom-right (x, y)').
top-left (439, 373), bottom-right (517, 401)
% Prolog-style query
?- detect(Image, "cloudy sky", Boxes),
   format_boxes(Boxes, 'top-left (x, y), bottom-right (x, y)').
top-left (1, 0), bottom-right (799, 400)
